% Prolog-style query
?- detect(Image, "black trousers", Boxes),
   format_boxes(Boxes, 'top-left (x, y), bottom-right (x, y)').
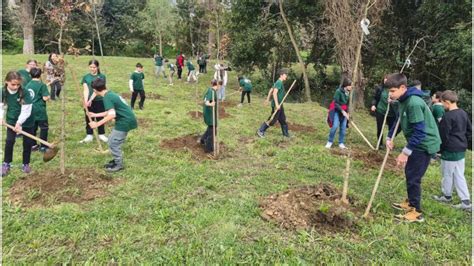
top-left (405, 150), bottom-right (431, 212)
top-left (375, 111), bottom-right (400, 147)
top-left (3, 127), bottom-right (35, 164)
top-left (131, 90), bottom-right (146, 109)
top-left (33, 120), bottom-right (49, 148)
top-left (177, 66), bottom-right (183, 79)
top-left (200, 125), bottom-right (216, 153)
top-left (203, 64), bottom-right (207, 73)
top-left (240, 91), bottom-right (251, 104)
top-left (85, 100), bottom-right (105, 135)
top-left (50, 80), bottom-right (62, 100)
top-left (268, 106), bottom-right (287, 127)
top-left (198, 65), bottom-right (205, 73)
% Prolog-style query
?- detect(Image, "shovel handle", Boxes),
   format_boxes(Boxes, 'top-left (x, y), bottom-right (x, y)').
top-left (3, 123), bottom-right (54, 148)
top-left (266, 80), bottom-right (297, 125)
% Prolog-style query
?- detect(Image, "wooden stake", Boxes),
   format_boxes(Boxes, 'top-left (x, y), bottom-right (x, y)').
top-left (341, 153), bottom-right (352, 204)
top-left (376, 101), bottom-right (390, 150)
top-left (212, 90), bottom-right (217, 157)
top-left (349, 119), bottom-right (375, 150)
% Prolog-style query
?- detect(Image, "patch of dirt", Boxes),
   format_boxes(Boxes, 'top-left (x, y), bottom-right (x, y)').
top-left (330, 148), bottom-right (401, 171)
top-left (239, 136), bottom-right (256, 145)
top-left (220, 100), bottom-right (238, 108)
top-left (121, 92), bottom-right (162, 100)
top-left (137, 117), bottom-right (153, 128)
top-left (8, 168), bottom-right (121, 208)
top-left (218, 106), bottom-right (231, 118)
top-left (275, 122), bottom-right (316, 133)
top-left (188, 111), bottom-right (203, 119)
top-left (260, 183), bottom-right (360, 232)
top-left (188, 107), bottom-right (231, 120)
top-left (160, 134), bottom-right (226, 160)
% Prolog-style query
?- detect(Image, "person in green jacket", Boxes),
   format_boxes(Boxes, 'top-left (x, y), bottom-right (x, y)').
top-left (238, 76), bottom-right (252, 107)
top-left (26, 68), bottom-right (50, 153)
top-left (186, 59), bottom-right (197, 83)
top-left (325, 77), bottom-right (352, 149)
top-left (431, 91), bottom-right (445, 124)
top-left (199, 79), bottom-right (219, 154)
top-left (18, 59), bottom-right (37, 88)
top-left (129, 63), bottom-right (145, 110)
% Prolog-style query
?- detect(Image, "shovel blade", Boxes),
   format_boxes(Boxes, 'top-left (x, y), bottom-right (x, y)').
top-left (43, 146), bottom-right (59, 162)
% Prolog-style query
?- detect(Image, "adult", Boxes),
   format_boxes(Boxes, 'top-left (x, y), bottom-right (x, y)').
top-left (44, 52), bottom-right (65, 100)
top-left (214, 64), bottom-right (228, 101)
top-left (176, 52), bottom-right (185, 80)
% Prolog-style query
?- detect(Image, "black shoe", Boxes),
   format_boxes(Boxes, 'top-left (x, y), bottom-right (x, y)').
top-left (104, 160), bottom-right (116, 168)
top-left (139, 106), bottom-right (144, 110)
top-left (106, 164), bottom-right (124, 172)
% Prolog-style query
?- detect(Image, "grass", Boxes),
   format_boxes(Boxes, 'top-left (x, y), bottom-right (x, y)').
top-left (2, 54), bottom-right (472, 264)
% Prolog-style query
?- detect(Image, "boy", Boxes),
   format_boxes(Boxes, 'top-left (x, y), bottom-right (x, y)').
top-left (26, 68), bottom-right (50, 152)
top-left (186, 59), bottom-right (197, 83)
top-left (199, 79), bottom-right (219, 154)
top-left (129, 63), bottom-right (145, 110)
top-left (431, 91), bottom-right (445, 124)
top-left (412, 80), bottom-right (432, 108)
top-left (153, 54), bottom-right (167, 79)
top-left (256, 69), bottom-right (290, 138)
top-left (18, 59), bottom-right (37, 88)
top-left (385, 73), bottom-right (441, 223)
top-left (432, 90), bottom-right (472, 211)
top-left (238, 76), bottom-right (252, 107)
top-left (167, 60), bottom-right (175, 85)
top-left (88, 78), bottom-right (137, 172)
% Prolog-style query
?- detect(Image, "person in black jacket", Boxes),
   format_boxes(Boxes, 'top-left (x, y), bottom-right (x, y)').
top-left (432, 90), bottom-right (472, 211)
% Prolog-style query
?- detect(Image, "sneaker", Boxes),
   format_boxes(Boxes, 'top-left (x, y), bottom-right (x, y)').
top-left (392, 199), bottom-right (412, 211)
top-left (22, 164), bottom-right (31, 174)
top-left (1, 163), bottom-right (11, 177)
top-left (104, 160), bottom-right (116, 168)
top-left (256, 130), bottom-right (265, 138)
top-left (80, 135), bottom-right (94, 143)
top-left (139, 106), bottom-right (144, 110)
top-left (452, 202), bottom-right (472, 212)
top-left (338, 143), bottom-right (347, 149)
top-left (325, 142), bottom-right (333, 149)
top-left (31, 144), bottom-right (40, 152)
top-left (98, 135), bottom-right (108, 143)
top-left (39, 147), bottom-right (48, 153)
top-left (395, 208), bottom-right (424, 223)
top-left (432, 195), bottom-right (452, 203)
top-left (238, 103), bottom-right (243, 108)
top-left (106, 164), bottom-right (124, 172)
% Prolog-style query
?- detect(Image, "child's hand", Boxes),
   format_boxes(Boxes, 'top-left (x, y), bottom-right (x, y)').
top-left (14, 123), bottom-right (22, 133)
top-left (370, 105), bottom-right (376, 112)
top-left (342, 111), bottom-right (350, 120)
top-left (386, 140), bottom-right (394, 150)
top-left (89, 121), bottom-right (98, 129)
top-left (396, 152), bottom-right (408, 167)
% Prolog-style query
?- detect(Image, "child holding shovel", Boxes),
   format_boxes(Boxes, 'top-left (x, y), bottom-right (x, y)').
top-left (129, 63), bottom-right (146, 110)
top-left (26, 68), bottom-right (50, 153)
top-left (238, 76), bottom-right (252, 107)
top-left (80, 59), bottom-right (108, 144)
top-left (88, 78), bottom-right (137, 172)
top-left (256, 69), bottom-right (290, 138)
top-left (1, 71), bottom-right (36, 176)
top-left (385, 73), bottom-right (441, 223)
top-left (199, 80), bottom-right (219, 154)
top-left (325, 78), bottom-right (352, 149)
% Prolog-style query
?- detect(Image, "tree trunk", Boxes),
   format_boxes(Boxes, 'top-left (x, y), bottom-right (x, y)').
top-left (207, 0), bottom-right (215, 57)
top-left (60, 67), bottom-right (66, 175)
top-left (58, 25), bottom-right (64, 54)
top-left (20, 0), bottom-right (35, 54)
top-left (158, 31), bottom-right (163, 56)
top-left (279, 1), bottom-right (311, 102)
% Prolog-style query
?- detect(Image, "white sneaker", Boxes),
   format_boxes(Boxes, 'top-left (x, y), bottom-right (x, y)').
top-left (338, 143), bottom-right (347, 149)
top-left (325, 142), bottom-right (333, 149)
top-left (99, 134), bottom-right (108, 143)
top-left (80, 135), bottom-right (93, 143)
top-left (238, 103), bottom-right (243, 108)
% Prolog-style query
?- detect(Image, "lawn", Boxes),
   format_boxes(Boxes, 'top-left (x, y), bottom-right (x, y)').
top-left (2, 54), bottom-right (472, 264)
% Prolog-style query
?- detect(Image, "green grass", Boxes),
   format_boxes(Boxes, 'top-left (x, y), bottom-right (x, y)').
top-left (2, 54), bottom-right (472, 264)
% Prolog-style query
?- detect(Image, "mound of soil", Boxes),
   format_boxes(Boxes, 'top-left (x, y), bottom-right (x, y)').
top-left (275, 122), bottom-right (315, 133)
top-left (188, 107), bottom-right (231, 120)
top-left (160, 134), bottom-right (226, 160)
top-left (260, 183), bottom-right (359, 231)
top-left (331, 148), bottom-right (401, 171)
top-left (121, 92), bottom-right (162, 100)
top-left (8, 169), bottom-right (120, 208)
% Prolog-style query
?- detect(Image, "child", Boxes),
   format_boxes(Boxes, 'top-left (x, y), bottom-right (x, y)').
top-left (385, 73), bottom-right (441, 223)
top-left (153, 54), bottom-right (167, 79)
top-left (167, 60), bottom-right (175, 85)
top-left (26, 68), bottom-right (50, 153)
top-left (186, 59), bottom-right (197, 83)
top-left (1, 71), bottom-right (36, 176)
top-left (325, 78), bottom-right (352, 149)
top-left (199, 80), bottom-right (219, 153)
top-left (214, 64), bottom-right (228, 101)
top-left (80, 59), bottom-right (108, 143)
top-left (176, 53), bottom-right (185, 80)
top-left (431, 91), bottom-right (445, 124)
top-left (256, 69), bottom-right (290, 138)
top-left (371, 75), bottom-right (399, 148)
top-left (129, 63), bottom-right (145, 110)
top-left (18, 59), bottom-right (37, 88)
top-left (88, 78), bottom-right (137, 172)
top-left (412, 80), bottom-right (432, 108)
top-left (238, 76), bottom-right (252, 107)
top-left (432, 90), bottom-right (472, 211)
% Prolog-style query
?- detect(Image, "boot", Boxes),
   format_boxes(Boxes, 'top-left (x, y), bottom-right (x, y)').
top-left (257, 123), bottom-right (269, 138)
top-left (281, 124), bottom-right (290, 138)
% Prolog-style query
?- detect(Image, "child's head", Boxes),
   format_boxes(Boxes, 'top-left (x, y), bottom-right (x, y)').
top-left (88, 59), bottom-right (100, 75)
top-left (30, 67), bottom-right (42, 79)
top-left (431, 91), bottom-right (443, 103)
top-left (26, 59), bottom-right (38, 71)
top-left (4, 71), bottom-right (22, 91)
top-left (49, 53), bottom-right (58, 63)
top-left (278, 68), bottom-right (288, 80)
top-left (136, 63), bottom-right (143, 71)
top-left (385, 73), bottom-right (408, 100)
top-left (411, 79), bottom-right (422, 90)
top-left (440, 90), bottom-right (458, 110)
top-left (238, 76), bottom-right (243, 81)
top-left (218, 80), bottom-right (223, 87)
top-left (341, 77), bottom-right (352, 91)
top-left (92, 78), bottom-right (107, 94)
top-left (210, 79), bottom-right (218, 88)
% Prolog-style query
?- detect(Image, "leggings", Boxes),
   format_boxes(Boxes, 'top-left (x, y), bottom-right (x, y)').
top-left (85, 100), bottom-right (105, 135)
top-left (3, 126), bottom-right (35, 164)
top-left (240, 91), bottom-right (251, 103)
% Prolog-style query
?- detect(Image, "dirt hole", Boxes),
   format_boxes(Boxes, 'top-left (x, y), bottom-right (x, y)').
top-left (260, 183), bottom-right (360, 232)
top-left (331, 148), bottom-right (401, 171)
top-left (8, 168), bottom-right (121, 208)
top-left (160, 134), bottom-right (227, 160)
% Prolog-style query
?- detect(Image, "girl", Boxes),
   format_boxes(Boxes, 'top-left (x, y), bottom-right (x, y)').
top-left (1, 71), bottom-right (36, 176)
top-left (80, 60), bottom-right (108, 143)
top-left (325, 77), bottom-right (352, 149)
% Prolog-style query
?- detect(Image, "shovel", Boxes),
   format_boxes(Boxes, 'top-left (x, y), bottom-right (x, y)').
top-left (3, 123), bottom-right (58, 162)
top-left (265, 80), bottom-right (297, 126)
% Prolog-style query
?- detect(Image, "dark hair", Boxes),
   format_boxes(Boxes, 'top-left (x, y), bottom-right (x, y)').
top-left (238, 76), bottom-right (243, 81)
top-left (26, 59), bottom-right (37, 65)
top-left (210, 79), bottom-right (218, 86)
top-left (433, 91), bottom-right (443, 99)
top-left (278, 68), bottom-right (288, 76)
top-left (384, 73), bottom-right (407, 88)
top-left (136, 63), bottom-right (143, 68)
top-left (88, 59), bottom-right (101, 74)
top-left (411, 80), bottom-right (422, 87)
top-left (440, 90), bottom-right (458, 103)
top-left (3, 71), bottom-right (24, 103)
top-left (341, 77), bottom-right (352, 88)
top-left (30, 67), bottom-right (42, 78)
top-left (48, 53), bottom-right (57, 65)
top-left (218, 80), bottom-right (223, 85)
top-left (91, 78), bottom-right (106, 91)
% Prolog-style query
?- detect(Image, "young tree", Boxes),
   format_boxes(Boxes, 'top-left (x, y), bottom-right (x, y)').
top-left (141, 0), bottom-right (176, 56)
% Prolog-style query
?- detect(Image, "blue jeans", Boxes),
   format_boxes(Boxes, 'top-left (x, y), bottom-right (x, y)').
top-left (217, 85), bottom-right (226, 100)
top-left (328, 111), bottom-right (347, 144)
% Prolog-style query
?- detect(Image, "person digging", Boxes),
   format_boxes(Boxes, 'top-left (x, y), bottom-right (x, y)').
top-left (88, 78), bottom-right (137, 172)
top-left (199, 79), bottom-right (219, 158)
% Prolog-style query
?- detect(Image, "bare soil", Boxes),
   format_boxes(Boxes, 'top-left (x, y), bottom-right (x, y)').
top-left (275, 122), bottom-right (316, 133)
top-left (137, 117), bottom-right (153, 128)
top-left (330, 148), bottom-right (401, 171)
top-left (188, 106), bottom-right (231, 120)
top-left (160, 134), bottom-right (226, 160)
top-left (121, 92), bottom-right (162, 100)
